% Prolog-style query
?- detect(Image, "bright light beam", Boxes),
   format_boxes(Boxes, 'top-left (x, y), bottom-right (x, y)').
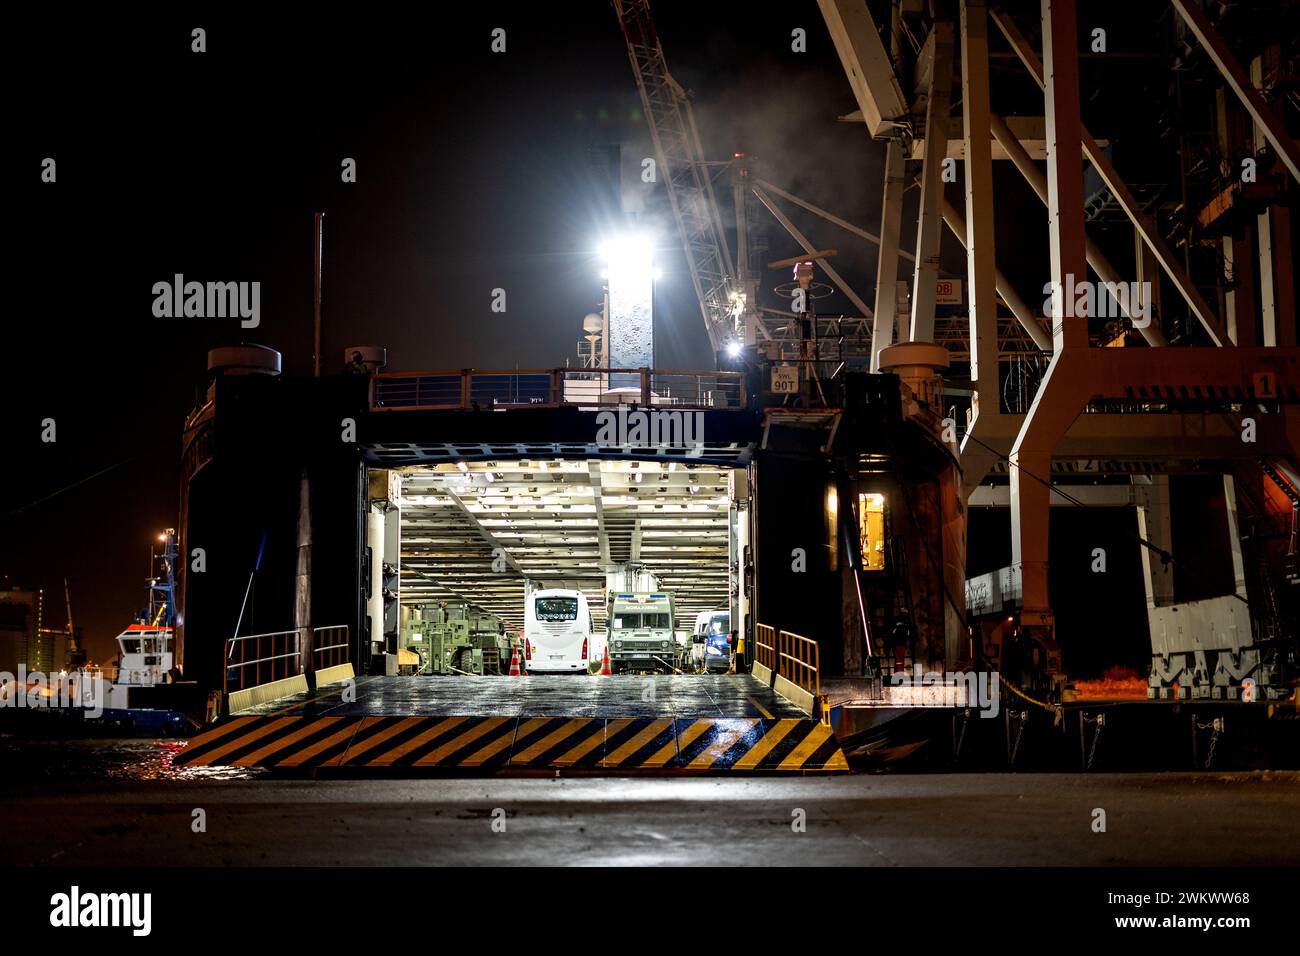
top-left (601, 233), bottom-right (657, 381)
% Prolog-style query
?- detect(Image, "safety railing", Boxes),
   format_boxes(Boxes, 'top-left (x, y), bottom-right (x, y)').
top-left (649, 371), bottom-right (744, 408)
top-left (312, 625), bottom-right (350, 670)
top-left (755, 623), bottom-right (777, 673)
top-left (225, 625), bottom-right (350, 696)
top-left (372, 368), bottom-right (745, 411)
top-left (225, 628), bottom-right (302, 697)
top-left (558, 369), bottom-right (645, 405)
top-left (776, 629), bottom-right (821, 698)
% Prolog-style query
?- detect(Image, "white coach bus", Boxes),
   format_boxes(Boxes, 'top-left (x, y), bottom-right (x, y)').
top-left (524, 588), bottom-right (593, 674)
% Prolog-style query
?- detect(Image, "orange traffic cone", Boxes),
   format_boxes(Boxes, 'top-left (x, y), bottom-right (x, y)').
top-left (600, 647), bottom-right (612, 676)
top-left (508, 646), bottom-right (522, 677)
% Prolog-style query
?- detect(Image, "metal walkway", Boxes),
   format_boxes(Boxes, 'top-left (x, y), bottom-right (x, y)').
top-left (174, 675), bottom-right (849, 773)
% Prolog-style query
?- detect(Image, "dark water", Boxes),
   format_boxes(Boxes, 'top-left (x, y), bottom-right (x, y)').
top-left (0, 735), bottom-right (261, 782)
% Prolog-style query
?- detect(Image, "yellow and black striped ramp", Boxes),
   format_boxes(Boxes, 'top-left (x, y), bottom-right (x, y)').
top-left (173, 715), bottom-right (849, 773)
top-left (674, 718), bottom-right (848, 771)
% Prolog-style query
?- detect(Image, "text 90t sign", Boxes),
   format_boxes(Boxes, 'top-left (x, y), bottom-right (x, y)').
top-left (771, 366), bottom-right (799, 394)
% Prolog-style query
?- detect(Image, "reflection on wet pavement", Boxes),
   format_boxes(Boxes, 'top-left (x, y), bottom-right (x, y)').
top-left (0, 736), bottom-right (260, 783)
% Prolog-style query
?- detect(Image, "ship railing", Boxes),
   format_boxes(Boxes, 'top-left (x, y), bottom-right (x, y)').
top-left (371, 368), bottom-right (746, 412)
top-left (312, 625), bottom-right (350, 670)
top-left (777, 629), bottom-right (821, 699)
top-left (754, 624), bottom-right (777, 673)
top-left (225, 625), bottom-right (353, 697)
top-left (224, 628), bottom-right (303, 697)
top-left (755, 623), bottom-right (828, 723)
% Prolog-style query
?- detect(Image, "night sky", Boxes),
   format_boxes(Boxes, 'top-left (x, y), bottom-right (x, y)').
top-left (6, 2), bottom-right (1209, 667)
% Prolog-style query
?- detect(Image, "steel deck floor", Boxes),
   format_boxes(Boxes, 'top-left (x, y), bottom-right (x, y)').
top-left (242, 674), bottom-right (810, 719)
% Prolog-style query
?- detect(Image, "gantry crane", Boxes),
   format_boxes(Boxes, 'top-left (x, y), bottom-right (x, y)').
top-left (611, 1), bottom-right (889, 358)
top-left (611, 0), bottom-right (739, 352)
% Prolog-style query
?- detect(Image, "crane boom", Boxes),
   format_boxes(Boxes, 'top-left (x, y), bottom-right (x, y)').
top-left (64, 576), bottom-right (74, 635)
top-left (612, 0), bottom-right (737, 351)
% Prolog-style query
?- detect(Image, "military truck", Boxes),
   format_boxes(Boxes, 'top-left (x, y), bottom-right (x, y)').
top-left (606, 592), bottom-right (676, 674)
top-left (401, 602), bottom-right (519, 675)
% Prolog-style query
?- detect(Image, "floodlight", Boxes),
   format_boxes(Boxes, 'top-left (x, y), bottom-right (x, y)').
top-left (598, 234), bottom-right (656, 280)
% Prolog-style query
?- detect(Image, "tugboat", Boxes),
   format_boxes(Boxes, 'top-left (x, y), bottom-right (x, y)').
top-left (78, 530), bottom-right (199, 735)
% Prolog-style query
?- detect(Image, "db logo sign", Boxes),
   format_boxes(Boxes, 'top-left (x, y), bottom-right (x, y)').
top-left (1241, 678), bottom-right (1256, 703)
